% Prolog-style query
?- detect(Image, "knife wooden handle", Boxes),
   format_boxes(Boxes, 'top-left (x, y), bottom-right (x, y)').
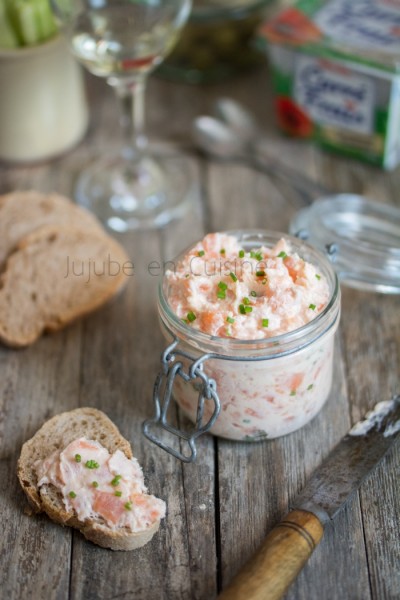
top-left (218, 509), bottom-right (324, 600)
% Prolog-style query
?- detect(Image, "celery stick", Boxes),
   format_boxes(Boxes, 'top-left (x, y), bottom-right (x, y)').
top-left (4, 0), bottom-right (23, 45)
top-left (6, 0), bottom-right (57, 47)
top-left (0, 0), bottom-right (20, 47)
top-left (36, 0), bottom-right (57, 41)
top-left (15, 2), bottom-right (41, 46)
top-left (0, 23), bottom-right (20, 48)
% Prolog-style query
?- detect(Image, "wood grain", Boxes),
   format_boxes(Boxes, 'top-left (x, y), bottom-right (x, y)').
top-left (218, 509), bottom-right (324, 600)
top-left (0, 63), bottom-right (399, 600)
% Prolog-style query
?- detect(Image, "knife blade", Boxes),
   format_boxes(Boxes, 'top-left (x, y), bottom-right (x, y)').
top-left (218, 395), bottom-right (400, 600)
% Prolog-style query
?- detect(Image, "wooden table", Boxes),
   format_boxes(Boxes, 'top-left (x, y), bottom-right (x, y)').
top-left (1, 64), bottom-right (399, 600)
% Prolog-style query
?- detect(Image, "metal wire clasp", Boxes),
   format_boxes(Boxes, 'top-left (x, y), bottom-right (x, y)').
top-left (142, 338), bottom-right (221, 462)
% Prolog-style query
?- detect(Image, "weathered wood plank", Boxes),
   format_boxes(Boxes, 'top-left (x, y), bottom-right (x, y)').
top-left (318, 151), bottom-right (400, 600)
top-left (69, 230), bottom-right (194, 600)
top-left (63, 74), bottom-right (195, 600)
top-left (159, 159), bottom-right (219, 600)
top-left (205, 153), bottom-right (371, 599)
top-left (0, 151), bottom-right (87, 600)
top-left (0, 327), bottom-right (81, 600)
top-left (339, 287), bottom-right (400, 600)
top-left (360, 448), bottom-right (400, 600)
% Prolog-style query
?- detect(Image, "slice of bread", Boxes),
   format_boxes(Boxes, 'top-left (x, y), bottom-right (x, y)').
top-left (18, 408), bottom-right (163, 551)
top-left (0, 191), bottom-right (104, 268)
top-left (0, 224), bottom-right (130, 347)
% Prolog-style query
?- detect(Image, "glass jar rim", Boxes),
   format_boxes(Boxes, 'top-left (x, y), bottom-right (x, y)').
top-left (158, 229), bottom-right (341, 359)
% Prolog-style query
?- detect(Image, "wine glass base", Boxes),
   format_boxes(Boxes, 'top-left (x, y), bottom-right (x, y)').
top-left (75, 148), bottom-right (195, 231)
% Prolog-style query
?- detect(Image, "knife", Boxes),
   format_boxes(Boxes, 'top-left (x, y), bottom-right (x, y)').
top-left (218, 395), bottom-right (400, 600)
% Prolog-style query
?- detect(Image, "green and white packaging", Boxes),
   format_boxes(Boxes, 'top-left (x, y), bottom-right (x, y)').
top-left (261, 0), bottom-right (400, 169)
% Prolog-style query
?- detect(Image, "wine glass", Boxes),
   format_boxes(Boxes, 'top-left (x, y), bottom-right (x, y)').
top-left (51, 0), bottom-right (192, 231)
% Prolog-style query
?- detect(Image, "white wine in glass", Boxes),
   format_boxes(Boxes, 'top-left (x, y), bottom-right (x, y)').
top-left (51, 0), bottom-right (193, 231)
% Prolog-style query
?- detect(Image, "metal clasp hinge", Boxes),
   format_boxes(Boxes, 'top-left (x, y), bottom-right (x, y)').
top-left (142, 339), bottom-right (221, 463)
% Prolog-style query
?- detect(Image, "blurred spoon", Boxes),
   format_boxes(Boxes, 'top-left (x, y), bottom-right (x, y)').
top-left (214, 98), bottom-right (258, 144)
top-left (193, 116), bottom-right (244, 159)
top-left (215, 98), bottom-right (330, 198)
top-left (193, 101), bottom-right (329, 205)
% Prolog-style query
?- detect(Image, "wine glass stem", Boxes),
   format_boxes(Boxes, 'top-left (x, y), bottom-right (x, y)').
top-left (114, 79), bottom-right (148, 159)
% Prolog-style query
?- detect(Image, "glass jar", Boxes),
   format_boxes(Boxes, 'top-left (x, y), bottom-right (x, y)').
top-left (159, 0), bottom-right (272, 84)
top-left (144, 230), bottom-right (340, 461)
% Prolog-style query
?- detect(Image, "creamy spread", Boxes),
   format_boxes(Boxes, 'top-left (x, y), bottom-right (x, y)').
top-left (165, 233), bottom-right (329, 339)
top-left (349, 399), bottom-right (399, 437)
top-left (161, 232), bottom-right (339, 441)
top-left (35, 438), bottom-right (166, 531)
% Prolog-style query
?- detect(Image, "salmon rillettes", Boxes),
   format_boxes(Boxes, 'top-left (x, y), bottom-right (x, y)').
top-left (35, 438), bottom-right (166, 530)
top-left (161, 232), bottom-right (340, 441)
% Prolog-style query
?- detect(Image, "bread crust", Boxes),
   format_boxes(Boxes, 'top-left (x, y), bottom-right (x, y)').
top-left (0, 224), bottom-right (130, 348)
top-left (0, 190), bottom-right (104, 269)
top-left (17, 408), bottom-right (163, 551)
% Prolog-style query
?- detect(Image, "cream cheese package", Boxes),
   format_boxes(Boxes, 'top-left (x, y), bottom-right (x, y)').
top-left (261, 0), bottom-right (400, 169)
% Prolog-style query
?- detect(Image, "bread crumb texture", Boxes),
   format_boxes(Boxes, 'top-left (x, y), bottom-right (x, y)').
top-left (0, 191), bottom-right (130, 347)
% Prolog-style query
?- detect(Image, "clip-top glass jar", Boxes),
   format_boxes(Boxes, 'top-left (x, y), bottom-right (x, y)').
top-left (143, 230), bottom-right (340, 462)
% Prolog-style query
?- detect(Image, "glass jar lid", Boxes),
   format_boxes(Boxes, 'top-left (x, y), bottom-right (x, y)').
top-left (289, 195), bottom-right (400, 294)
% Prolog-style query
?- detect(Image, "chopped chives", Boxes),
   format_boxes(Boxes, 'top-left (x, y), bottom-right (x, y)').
top-left (198, 250), bottom-right (205, 257)
top-left (111, 475), bottom-right (122, 486)
top-left (255, 252), bottom-right (263, 261)
top-left (242, 297), bottom-right (250, 305)
top-left (309, 303), bottom-right (316, 311)
top-left (220, 248), bottom-right (226, 255)
top-left (307, 384), bottom-right (314, 390)
top-left (315, 274), bottom-right (321, 280)
top-left (262, 279), bottom-right (267, 285)
top-left (230, 272), bottom-right (238, 282)
top-left (238, 303), bottom-right (253, 314)
top-left (85, 460), bottom-right (99, 469)
top-left (187, 311), bottom-right (196, 322)
top-left (226, 316), bottom-right (235, 324)
top-left (92, 481), bottom-right (99, 488)
top-left (278, 251), bottom-right (287, 259)
top-left (115, 491), bottom-right (122, 497)
top-left (69, 491), bottom-right (77, 498)
top-left (262, 319), bottom-right (269, 327)
top-left (217, 281), bottom-right (227, 299)
top-left (124, 501), bottom-right (132, 510)
top-left (256, 270), bottom-right (265, 277)
top-left (75, 454), bottom-right (81, 463)
top-left (290, 390), bottom-right (296, 396)
top-left (250, 291), bottom-right (257, 297)
top-left (238, 250), bottom-right (245, 258)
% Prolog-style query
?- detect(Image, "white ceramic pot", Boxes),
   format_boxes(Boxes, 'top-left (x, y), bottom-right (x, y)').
top-left (0, 34), bottom-right (88, 163)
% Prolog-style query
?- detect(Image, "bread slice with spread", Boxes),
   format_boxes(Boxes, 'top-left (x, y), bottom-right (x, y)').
top-left (18, 408), bottom-right (166, 551)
